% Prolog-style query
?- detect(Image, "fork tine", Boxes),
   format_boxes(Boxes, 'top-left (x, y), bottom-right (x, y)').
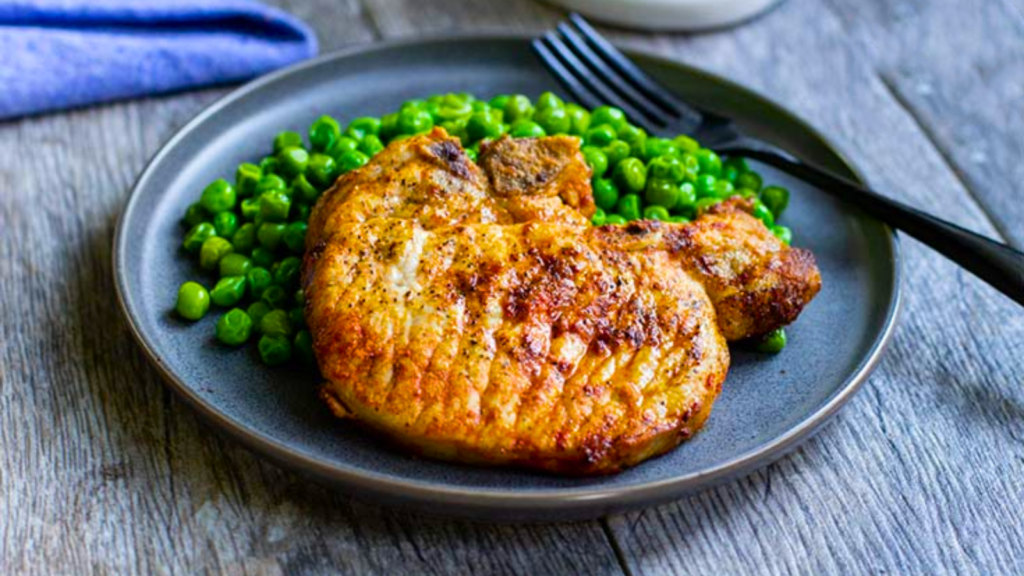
top-left (538, 33), bottom-right (664, 134)
top-left (531, 39), bottom-right (604, 112)
top-left (567, 13), bottom-right (703, 129)
top-left (554, 23), bottom-right (674, 127)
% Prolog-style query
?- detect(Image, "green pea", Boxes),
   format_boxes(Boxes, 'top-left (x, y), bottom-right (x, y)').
top-left (379, 112), bottom-right (399, 141)
top-left (467, 111), bottom-right (503, 142)
top-left (534, 106), bottom-right (570, 135)
top-left (290, 174), bottom-right (318, 205)
top-left (260, 309), bottom-right (293, 337)
top-left (695, 174), bottom-right (718, 199)
top-left (761, 185), bottom-right (790, 217)
top-left (694, 197), bottom-right (720, 215)
top-left (255, 174), bottom-right (287, 195)
top-left (200, 179), bottom-right (236, 214)
top-left (398, 107), bottom-right (434, 135)
top-left (673, 203), bottom-right (697, 221)
top-left (603, 140), bottom-right (631, 168)
top-left (566, 103), bottom-right (591, 135)
top-left (677, 182), bottom-right (697, 208)
top-left (199, 237), bottom-right (233, 271)
top-left (617, 124), bottom-right (647, 150)
top-left (182, 202), bottom-right (208, 228)
top-left (736, 170), bottom-right (763, 193)
top-left (288, 307), bottom-right (306, 329)
top-left (251, 247), bottom-right (276, 269)
top-left (695, 149), bottom-right (722, 177)
top-left (486, 94), bottom-right (508, 110)
top-left (309, 116), bottom-right (340, 152)
top-left (337, 150), bottom-right (370, 174)
top-left (754, 328), bottom-right (787, 353)
top-left (294, 330), bottom-right (316, 367)
top-left (258, 334), bottom-right (292, 366)
top-left (274, 256), bottom-right (302, 290)
top-left (257, 222), bottom-right (286, 250)
top-left (605, 214), bottom-right (628, 225)
top-left (666, 215), bottom-right (691, 224)
top-left (259, 156), bottom-right (280, 176)
top-left (673, 134), bottom-right (700, 154)
top-left (642, 138), bottom-right (679, 162)
top-left (247, 301), bottom-right (271, 326)
top-left (723, 156), bottom-right (749, 174)
top-left (465, 147), bottom-right (478, 163)
top-left (593, 178), bottom-right (620, 211)
top-left (645, 179), bottom-right (681, 209)
top-left (643, 205), bottom-right (671, 221)
top-left (503, 95), bottom-right (534, 123)
top-left (277, 146), bottom-right (309, 178)
top-left (293, 288), bottom-right (305, 307)
top-left (306, 153), bottom-right (337, 187)
top-left (219, 253), bottom-right (252, 278)
top-left (722, 164), bottom-right (740, 184)
top-left (615, 194), bottom-right (642, 221)
top-left (590, 106), bottom-right (627, 130)
top-left (648, 155), bottom-right (686, 183)
top-left (283, 222), bottom-right (307, 254)
top-left (261, 285), bottom-right (289, 309)
top-left (536, 91), bottom-right (564, 111)
top-left (240, 197), bottom-right (261, 221)
top-left (183, 222), bottom-right (216, 253)
top-left (436, 96), bottom-right (473, 122)
top-left (235, 163), bottom-right (262, 198)
top-left (591, 207), bottom-right (607, 226)
top-left (259, 191), bottom-right (291, 223)
top-left (212, 211), bottom-right (238, 238)
top-left (359, 135), bottom-right (385, 157)
top-left (293, 204), bottom-right (311, 223)
top-left (216, 308), bottom-right (253, 346)
top-left (328, 136), bottom-right (359, 160)
top-left (714, 180), bottom-right (735, 198)
top-left (349, 117), bottom-right (382, 139)
top-left (680, 153), bottom-right (701, 181)
top-left (581, 146), bottom-right (609, 177)
top-left (231, 223), bottom-right (257, 254)
top-left (752, 199), bottom-right (775, 227)
top-left (273, 131), bottom-right (303, 154)
top-left (613, 157), bottom-right (647, 194)
top-left (735, 187), bottom-right (758, 199)
top-left (175, 281), bottom-right (210, 321)
top-left (246, 267), bottom-right (273, 299)
top-left (584, 125), bottom-right (616, 147)
top-left (509, 120), bottom-right (546, 138)
top-left (210, 276), bottom-right (247, 307)
top-left (771, 225), bottom-right (793, 245)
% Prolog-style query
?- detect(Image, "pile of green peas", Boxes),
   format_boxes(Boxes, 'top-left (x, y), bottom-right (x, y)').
top-left (174, 91), bottom-right (792, 362)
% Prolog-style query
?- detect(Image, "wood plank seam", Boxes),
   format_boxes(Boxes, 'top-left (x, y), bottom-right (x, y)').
top-left (876, 74), bottom-right (1015, 245)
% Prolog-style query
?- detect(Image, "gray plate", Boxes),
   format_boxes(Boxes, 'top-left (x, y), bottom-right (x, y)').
top-left (114, 36), bottom-right (901, 522)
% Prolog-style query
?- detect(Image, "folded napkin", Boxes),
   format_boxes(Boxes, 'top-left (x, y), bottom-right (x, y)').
top-left (0, 0), bottom-right (318, 120)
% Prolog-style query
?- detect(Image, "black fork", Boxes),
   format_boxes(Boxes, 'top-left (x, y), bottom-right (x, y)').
top-left (533, 14), bottom-right (1024, 306)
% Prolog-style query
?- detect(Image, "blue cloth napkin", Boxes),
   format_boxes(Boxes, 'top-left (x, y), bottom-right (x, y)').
top-left (0, 0), bottom-right (318, 119)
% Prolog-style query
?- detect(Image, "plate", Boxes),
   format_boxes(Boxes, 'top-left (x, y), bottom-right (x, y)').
top-left (114, 36), bottom-right (901, 521)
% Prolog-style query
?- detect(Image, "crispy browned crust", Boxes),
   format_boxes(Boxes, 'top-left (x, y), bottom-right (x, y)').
top-left (303, 134), bottom-right (820, 475)
top-left (306, 220), bottom-right (728, 475)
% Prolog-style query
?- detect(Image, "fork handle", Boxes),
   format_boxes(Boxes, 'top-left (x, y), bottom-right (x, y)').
top-left (721, 147), bottom-right (1024, 306)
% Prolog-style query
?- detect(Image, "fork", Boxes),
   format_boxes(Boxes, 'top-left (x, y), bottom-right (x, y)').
top-left (533, 14), bottom-right (1024, 306)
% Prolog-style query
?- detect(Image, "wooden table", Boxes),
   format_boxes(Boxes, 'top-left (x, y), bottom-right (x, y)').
top-left (2, 0), bottom-right (1022, 573)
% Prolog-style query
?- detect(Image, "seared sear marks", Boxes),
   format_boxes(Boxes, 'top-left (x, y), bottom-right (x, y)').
top-left (304, 129), bottom-right (821, 474)
top-left (307, 220), bottom-right (727, 474)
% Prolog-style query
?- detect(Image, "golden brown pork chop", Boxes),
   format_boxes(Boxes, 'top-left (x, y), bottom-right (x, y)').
top-left (303, 129), bottom-right (821, 474)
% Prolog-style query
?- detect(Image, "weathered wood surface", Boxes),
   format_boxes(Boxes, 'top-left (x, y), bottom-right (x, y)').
top-left (0, 0), bottom-right (1021, 574)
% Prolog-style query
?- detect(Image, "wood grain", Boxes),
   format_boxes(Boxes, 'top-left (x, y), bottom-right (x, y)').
top-left (1, 0), bottom-right (1021, 574)
top-left (823, 0), bottom-right (1024, 248)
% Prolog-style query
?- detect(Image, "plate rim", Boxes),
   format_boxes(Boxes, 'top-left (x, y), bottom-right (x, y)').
top-left (113, 33), bottom-right (903, 517)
